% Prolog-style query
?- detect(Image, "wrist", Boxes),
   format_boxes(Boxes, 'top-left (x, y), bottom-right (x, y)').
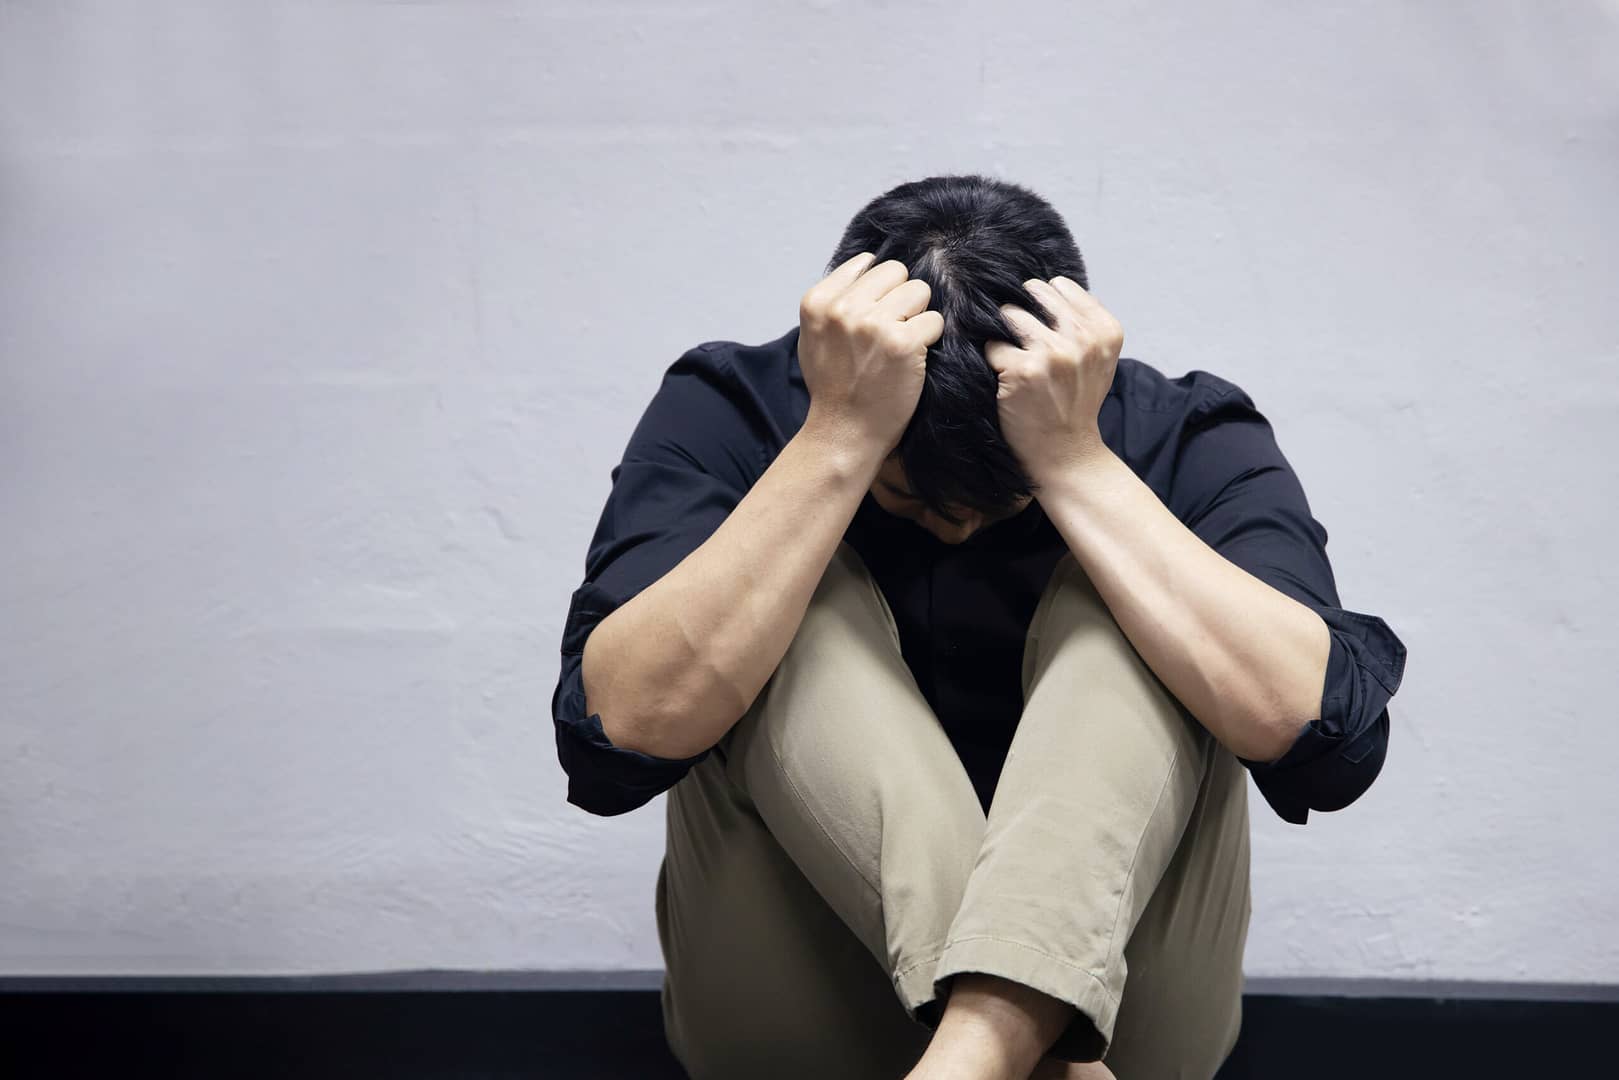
top-left (797, 408), bottom-right (889, 483)
top-left (1027, 427), bottom-right (1114, 490)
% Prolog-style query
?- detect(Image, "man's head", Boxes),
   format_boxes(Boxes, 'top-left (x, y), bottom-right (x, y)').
top-left (869, 453), bottom-right (1033, 544)
top-left (825, 174), bottom-right (1088, 543)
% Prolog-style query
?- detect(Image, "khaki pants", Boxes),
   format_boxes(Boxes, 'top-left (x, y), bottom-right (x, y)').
top-left (656, 541), bottom-right (1252, 1079)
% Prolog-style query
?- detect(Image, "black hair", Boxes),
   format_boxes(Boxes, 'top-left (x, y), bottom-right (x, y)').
top-left (824, 173), bottom-right (1088, 525)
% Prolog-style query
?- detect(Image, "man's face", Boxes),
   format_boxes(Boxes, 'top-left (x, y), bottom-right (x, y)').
top-left (868, 456), bottom-right (1034, 544)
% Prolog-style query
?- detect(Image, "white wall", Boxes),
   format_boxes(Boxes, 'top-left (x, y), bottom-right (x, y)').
top-left (3, 1), bottom-right (1616, 984)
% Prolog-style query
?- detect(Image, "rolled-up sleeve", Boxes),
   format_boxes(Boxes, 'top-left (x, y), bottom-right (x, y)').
top-left (552, 346), bottom-right (763, 816)
top-left (555, 581), bottom-right (713, 817)
top-left (1168, 383), bottom-right (1409, 824)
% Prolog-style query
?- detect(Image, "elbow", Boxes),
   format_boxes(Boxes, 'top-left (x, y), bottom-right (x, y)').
top-left (595, 708), bottom-right (645, 754)
top-left (1243, 712), bottom-right (1310, 765)
top-left (556, 642), bottom-right (719, 819)
top-left (599, 707), bottom-right (686, 759)
top-left (1208, 681), bottom-right (1310, 763)
top-left (1224, 652), bottom-right (1325, 762)
top-left (554, 697), bottom-right (715, 818)
top-left (582, 618), bottom-right (733, 760)
top-left (581, 648), bottom-right (684, 759)
top-left (590, 692), bottom-right (669, 757)
top-left (1231, 615), bottom-right (1333, 763)
top-left (595, 692), bottom-right (729, 762)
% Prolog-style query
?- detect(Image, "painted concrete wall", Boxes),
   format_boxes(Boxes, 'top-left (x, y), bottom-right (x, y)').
top-left (3, 1), bottom-right (1615, 983)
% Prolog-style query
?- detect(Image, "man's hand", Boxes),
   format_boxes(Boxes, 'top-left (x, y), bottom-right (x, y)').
top-left (798, 252), bottom-right (944, 460)
top-left (984, 276), bottom-right (1124, 484)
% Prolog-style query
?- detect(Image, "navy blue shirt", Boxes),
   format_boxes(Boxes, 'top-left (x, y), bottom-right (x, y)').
top-left (552, 325), bottom-right (1407, 825)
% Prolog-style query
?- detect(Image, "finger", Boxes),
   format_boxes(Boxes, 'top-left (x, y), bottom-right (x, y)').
top-left (1048, 275), bottom-right (1124, 348)
top-left (998, 302), bottom-right (1056, 349)
top-left (873, 276), bottom-right (932, 322)
top-left (818, 251), bottom-right (877, 295)
top-left (903, 308), bottom-right (945, 348)
top-left (842, 257), bottom-right (911, 307)
top-left (982, 337), bottom-right (1019, 372)
top-left (1023, 278), bottom-right (1080, 332)
top-left (1045, 275), bottom-right (1105, 321)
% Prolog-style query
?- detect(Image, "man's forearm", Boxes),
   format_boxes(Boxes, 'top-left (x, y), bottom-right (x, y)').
top-left (580, 411), bottom-right (883, 760)
top-left (1035, 442), bottom-right (1331, 763)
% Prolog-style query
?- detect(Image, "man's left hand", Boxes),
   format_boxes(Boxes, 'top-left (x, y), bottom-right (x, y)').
top-left (984, 276), bottom-right (1124, 484)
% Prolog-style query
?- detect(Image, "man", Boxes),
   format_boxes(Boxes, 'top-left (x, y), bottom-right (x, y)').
top-left (550, 175), bottom-right (1407, 1080)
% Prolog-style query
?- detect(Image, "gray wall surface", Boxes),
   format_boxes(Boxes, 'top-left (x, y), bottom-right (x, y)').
top-left (3, 1), bottom-right (1616, 984)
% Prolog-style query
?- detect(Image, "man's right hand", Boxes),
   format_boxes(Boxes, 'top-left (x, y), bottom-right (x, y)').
top-left (798, 251), bottom-right (944, 459)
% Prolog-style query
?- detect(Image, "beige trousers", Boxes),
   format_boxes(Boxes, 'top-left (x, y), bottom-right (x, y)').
top-left (655, 540), bottom-right (1252, 1079)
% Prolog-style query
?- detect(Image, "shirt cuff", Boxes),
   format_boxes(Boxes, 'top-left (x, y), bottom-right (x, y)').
top-left (1243, 606), bottom-right (1407, 824)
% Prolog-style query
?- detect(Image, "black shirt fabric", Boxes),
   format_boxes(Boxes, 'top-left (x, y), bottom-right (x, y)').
top-left (552, 325), bottom-right (1407, 825)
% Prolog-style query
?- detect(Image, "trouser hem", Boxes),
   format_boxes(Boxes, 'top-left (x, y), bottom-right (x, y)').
top-left (927, 934), bottom-right (1119, 1062)
top-left (893, 947), bottom-right (950, 1031)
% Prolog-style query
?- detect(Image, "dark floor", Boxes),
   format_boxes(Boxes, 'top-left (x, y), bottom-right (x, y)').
top-left (0, 988), bottom-right (1610, 1077)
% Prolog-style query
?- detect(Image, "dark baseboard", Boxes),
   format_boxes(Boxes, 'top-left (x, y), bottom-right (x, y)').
top-left (1, 975), bottom-right (1612, 1078)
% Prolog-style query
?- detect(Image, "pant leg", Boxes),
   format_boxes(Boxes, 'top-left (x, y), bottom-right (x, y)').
top-left (657, 540), bottom-right (987, 1078)
top-left (1103, 746), bottom-right (1251, 1079)
top-left (656, 754), bottom-right (932, 1079)
top-left (931, 550), bottom-right (1252, 1074)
